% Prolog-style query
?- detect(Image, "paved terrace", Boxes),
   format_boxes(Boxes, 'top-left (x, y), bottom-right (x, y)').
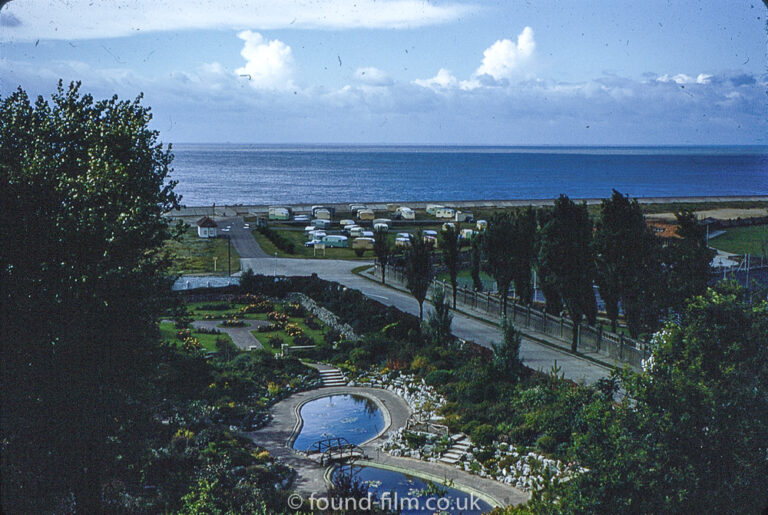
top-left (247, 385), bottom-right (529, 508)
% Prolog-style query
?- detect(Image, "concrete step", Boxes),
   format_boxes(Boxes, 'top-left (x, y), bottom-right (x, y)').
top-left (439, 456), bottom-right (459, 464)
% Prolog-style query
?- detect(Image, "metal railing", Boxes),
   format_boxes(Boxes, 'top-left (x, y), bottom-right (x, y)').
top-left (381, 265), bottom-right (650, 369)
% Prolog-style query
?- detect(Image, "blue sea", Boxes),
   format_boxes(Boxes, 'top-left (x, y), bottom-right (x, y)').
top-left (168, 144), bottom-right (768, 206)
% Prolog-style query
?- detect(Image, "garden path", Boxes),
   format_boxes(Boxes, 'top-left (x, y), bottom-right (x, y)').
top-left (191, 319), bottom-right (265, 349)
top-left (247, 385), bottom-right (529, 509)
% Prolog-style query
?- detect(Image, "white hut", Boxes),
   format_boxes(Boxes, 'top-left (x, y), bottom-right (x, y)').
top-left (196, 216), bottom-right (218, 238)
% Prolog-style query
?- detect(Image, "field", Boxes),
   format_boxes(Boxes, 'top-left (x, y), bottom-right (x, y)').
top-left (163, 226), bottom-right (241, 274)
top-left (708, 224), bottom-right (768, 256)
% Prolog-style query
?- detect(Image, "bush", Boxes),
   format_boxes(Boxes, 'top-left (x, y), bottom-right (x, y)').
top-left (267, 335), bottom-right (283, 348)
top-left (258, 226), bottom-right (295, 254)
top-left (354, 248), bottom-right (365, 257)
top-left (303, 316), bottom-right (321, 330)
top-left (404, 431), bottom-right (428, 448)
top-left (470, 424), bottom-right (497, 447)
top-left (292, 334), bottom-right (314, 346)
top-left (425, 369), bottom-right (454, 387)
top-left (350, 347), bottom-right (373, 368)
top-left (199, 303), bottom-right (232, 311)
top-left (284, 302), bottom-right (305, 317)
top-left (535, 434), bottom-right (557, 454)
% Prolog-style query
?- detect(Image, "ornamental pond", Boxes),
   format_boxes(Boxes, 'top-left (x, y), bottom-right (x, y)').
top-left (291, 394), bottom-right (386, 451)
top-left (333, 464), bottom-right (493, 515)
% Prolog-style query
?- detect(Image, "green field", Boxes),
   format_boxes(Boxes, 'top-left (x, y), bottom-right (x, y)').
top-left (709, 224), bottom-right (768, 255)
top-left (163, 226), bottom-right (240, 274)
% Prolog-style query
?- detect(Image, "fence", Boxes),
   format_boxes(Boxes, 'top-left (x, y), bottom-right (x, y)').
top-left (382, 265), bottom-right (650, 370)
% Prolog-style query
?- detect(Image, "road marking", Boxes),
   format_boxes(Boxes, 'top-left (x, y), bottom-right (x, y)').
top-left (365, 293), bottom-right (389, 300)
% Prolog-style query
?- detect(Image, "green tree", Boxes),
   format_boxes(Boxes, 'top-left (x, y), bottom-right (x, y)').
top-left (548, 283), bottom-right (768, 513)
top-left (594, 190), bottom-right (663, 336)
top-left (491, 318), bottom-right (523, 382)
top-left (424, 288), bottom-right (454, 346)
top-left (483, 213), bottom-right (516, 316)
top-left (439, 223), bottom-right (462, 308)
top-left (405, 230), bottom-right (434, 322)
top-left (510, 207), bottom-right (537, 305)
top-left (0, 83), bottom-right (179, 513)
top-left (664, 210), bottom-right (715, 313)
top-left (538, 195), bottom-right (596, 352)
top-left (470, 232), bottom-right (484, 291)
top-left (373, 226), bottom-right (392, 284)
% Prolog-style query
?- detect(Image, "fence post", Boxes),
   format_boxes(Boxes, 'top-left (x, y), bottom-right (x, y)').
top-left (620, 334), bottom-right (625, 360)
top-left (560, 316), bottom-right (564, 338)
top-left (597, 323), bottom-right (603, 353)
top-left (526, 305), bottom-right (531, 327)
top-left (487, 292), bottom-right (491, 312)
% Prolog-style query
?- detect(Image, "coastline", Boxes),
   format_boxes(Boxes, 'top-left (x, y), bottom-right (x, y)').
top-left (170, 195), bottom-right (768, 218)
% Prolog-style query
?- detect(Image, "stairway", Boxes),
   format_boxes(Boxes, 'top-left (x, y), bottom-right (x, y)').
top-left (318, 368), bottom-right (347, 387)
top-left (439, 434), bottom-right (471, 465)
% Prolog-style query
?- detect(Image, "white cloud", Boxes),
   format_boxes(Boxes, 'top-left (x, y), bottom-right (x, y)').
top-left (656, 72), bottom-right (712, 85)
top-left (413, 68), bottom-right (457, 90)
top-left (1, 0), bottom-right (475, 41)
top-left (235, 31), bottom-right (295, 90)
top-left (474, 26), bottom-right (535, 82)
top-left (354, 67), bottom-right (393, 87)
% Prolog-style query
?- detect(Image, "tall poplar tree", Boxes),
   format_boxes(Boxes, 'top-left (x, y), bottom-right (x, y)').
top-left (538, 195), bottom-right (596, 352)
top-left (439, 223), bottom-right (461, 308)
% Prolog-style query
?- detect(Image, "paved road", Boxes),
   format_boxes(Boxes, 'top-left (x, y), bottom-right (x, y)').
top-left (241, 257), bottom-right (611, 384)
top-left (219, 216), bottom-right (270, 258)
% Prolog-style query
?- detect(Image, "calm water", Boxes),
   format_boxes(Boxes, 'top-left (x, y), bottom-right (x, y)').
top-left (291, 394), bottom-right (385, 451)
top-left (168, 144), bottom-right (768, 206)
top-left (333, 464), bottom-right (493, 515)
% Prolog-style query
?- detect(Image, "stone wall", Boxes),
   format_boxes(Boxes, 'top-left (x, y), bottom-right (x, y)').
top-left (286, 292), bottom-right (359, 341)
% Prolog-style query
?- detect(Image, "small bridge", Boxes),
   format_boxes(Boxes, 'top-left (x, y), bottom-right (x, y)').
top-left (305, 437), bottom-right (367, 466)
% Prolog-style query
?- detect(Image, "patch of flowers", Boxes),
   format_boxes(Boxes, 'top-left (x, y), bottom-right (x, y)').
top-left (221, 316), bottom-right (246, 327)
top-left (284, 323), bottom-right (303, 337)
top-left (267, 311), bottom-right (290, 326)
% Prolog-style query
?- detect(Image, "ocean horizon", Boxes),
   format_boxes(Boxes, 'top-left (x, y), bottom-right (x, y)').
top-left (168, 144), bottom-right (768, 206)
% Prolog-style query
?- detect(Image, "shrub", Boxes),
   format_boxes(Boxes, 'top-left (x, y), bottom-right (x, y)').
top-left (292, 334), bottom-right (314, 346)
top-left (267, 335), bottom-right (283, 348)
top-left (199, 303), bottom-right (231, 311)
top-left (354, 248), bottom-right (365, 257)
top-left (258, 226), bottom-right (295, 254)
top-left (221, 318), bottom-right (246, 327)
top-left (303, 315), bottom-right (321, 330)
top-left (425, 369), bottom-right (454, 387)
top-left (267, 311), bottom-right (290, 326)
top-left (404, 431), bottom-right (428, 448)
top-left (470, 424), bottom-right (497, 447)
top-left (350, 347), bottom-right (373, 368)
top-left (284, 323), bottom-right (303, 337)
top-left (195, 327), bottom-right (222, 335)
top-left (284, 302), bottom-right (305, 317)
top-left (536, 434), bottom-right (557, 454)
top-left (256, 323), bottom-right (280, 333)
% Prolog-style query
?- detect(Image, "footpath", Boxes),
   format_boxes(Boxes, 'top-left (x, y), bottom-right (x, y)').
top-left (248, 382), bottom-right (529, 509)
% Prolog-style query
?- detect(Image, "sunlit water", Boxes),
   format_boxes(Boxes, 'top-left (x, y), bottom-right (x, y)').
top-left (333, 464), bottom-right (493, 515)
top-left (291, 394), bottom-right (386, 451)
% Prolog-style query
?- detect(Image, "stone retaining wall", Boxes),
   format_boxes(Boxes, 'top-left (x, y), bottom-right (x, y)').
top-left (286, 292), bottom-right (359, 341)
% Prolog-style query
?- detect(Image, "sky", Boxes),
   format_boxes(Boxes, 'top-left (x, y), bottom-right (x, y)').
top-left (1, 0), bottom-right (766, 145)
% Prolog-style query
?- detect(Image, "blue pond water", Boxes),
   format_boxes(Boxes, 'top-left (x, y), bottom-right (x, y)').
top-left (291, 394), bottom-right (386, 451)
top-left (333, 464), bottom-right (493, 515)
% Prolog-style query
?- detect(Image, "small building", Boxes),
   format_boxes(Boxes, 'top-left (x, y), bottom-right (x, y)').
top-left (196, 216), bottom-right (218, 238)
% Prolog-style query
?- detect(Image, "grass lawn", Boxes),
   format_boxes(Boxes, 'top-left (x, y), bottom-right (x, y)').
top-left (158, 321), bottom-right (234, 352)
top-left (709, 224), bottom-right (768, 255)
top-left (436, 269), bottom-right (496, 291)
top-left (163, 226), bottom-right (240, 274)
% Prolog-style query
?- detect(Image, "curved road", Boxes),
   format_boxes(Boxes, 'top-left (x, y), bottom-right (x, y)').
top-left (223, 217), bottom-right (611, 384)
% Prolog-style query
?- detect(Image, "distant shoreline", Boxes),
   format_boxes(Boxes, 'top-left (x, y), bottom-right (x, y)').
top-left (170, 195), bottom-right (768, 218)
